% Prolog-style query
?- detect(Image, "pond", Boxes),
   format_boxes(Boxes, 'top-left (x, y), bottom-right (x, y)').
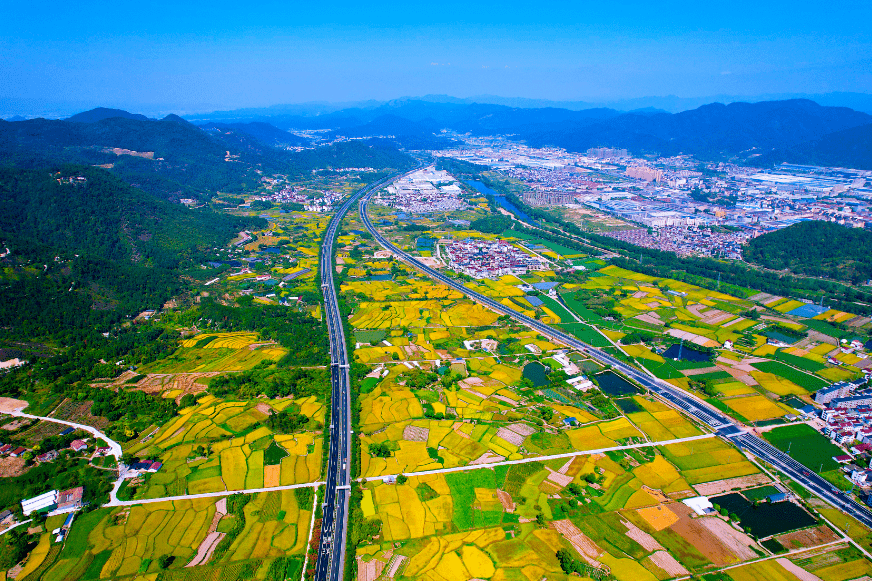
top-left (523, 362), bottom-right (549, 387)
top-left (615, 398), bottom-right (642, 413)
top-left (662, 344), bottom-right (711, 362)
top-left (465, 180), bottom-right (535, 223)
top-left (711, 493), bottom-right (817, 538)
top-left (764, 329), bottom-right (799, 344)
top-left (595, 372), bottom-right (639, 396)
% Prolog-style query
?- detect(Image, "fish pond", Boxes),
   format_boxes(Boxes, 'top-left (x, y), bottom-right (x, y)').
top-left (711, 492), bottom-right (817, 538)
top-left (523, 362), bottom-right (549, 387)
top-left (595, 372), bottom-right (639, 396)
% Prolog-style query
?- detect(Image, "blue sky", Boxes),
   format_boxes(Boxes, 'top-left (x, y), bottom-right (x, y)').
top-left (2, 0), bottom-right (870, 114)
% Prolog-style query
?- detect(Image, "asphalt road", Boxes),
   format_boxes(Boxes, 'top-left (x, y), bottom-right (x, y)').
top-left (314, 166), bottom-right (421, 581)
top-left (359, 185), bottom-right (872, 532)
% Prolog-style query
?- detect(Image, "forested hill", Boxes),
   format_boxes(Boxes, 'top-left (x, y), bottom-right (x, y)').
top-left (0, 109), bottom-right (416, 201)
top-left (0, 165), bottom-right (261, 268)
top-left (0, 165), bottom-right (263, 340)
top-left (743, 221), bottom-right (872, 284)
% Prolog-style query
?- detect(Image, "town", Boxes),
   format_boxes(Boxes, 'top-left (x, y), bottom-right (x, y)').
top-left (433, 137), bottom-right (872, 258)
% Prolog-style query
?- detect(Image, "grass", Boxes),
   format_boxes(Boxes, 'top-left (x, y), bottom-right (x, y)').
top-left (803, 319), bottom-right (852, 339)
top-left (763, 424), bottom-right (844, 473)
top-left (741, 485), bottom-right (781, 501)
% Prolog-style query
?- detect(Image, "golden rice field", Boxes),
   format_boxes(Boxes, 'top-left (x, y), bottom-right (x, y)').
top-left (750, 371), bottom-right (806, 396)
top-left (143, 335), bottom-right (288, 374)
top-left (357, 523), bottom-right (563, 581)
top-left (42, 491), bottom-right (312, 580)
top-left (126, 395), bottom-right (323, 497)
top-left (359, 412), bottom-right (650, 478)
top-left (625, 396), bottom-right (703, 441)
top-left (723, 394), bottom-right (791, 422)
top-left (660, 438), bottom-right (760, 485)
top-left (351, 300), bottom-right (500, 329)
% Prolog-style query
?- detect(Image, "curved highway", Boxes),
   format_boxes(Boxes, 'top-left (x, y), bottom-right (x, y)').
top-left (315, 166), bottom-right (421, 581)
top-left (359, 180), bottom-right (872, 532)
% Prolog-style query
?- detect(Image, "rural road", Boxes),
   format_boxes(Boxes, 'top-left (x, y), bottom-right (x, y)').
top-left (106, 481), bottom-right (322, 507)
top-left (0, 402), bottom-right (129, 505)
top-left (2, 405), bottom-right (123, 459)
top-left (362, 432), bottom-right (717, 481)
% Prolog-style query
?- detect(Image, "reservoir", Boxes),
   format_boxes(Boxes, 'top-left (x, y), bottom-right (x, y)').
top-left (465, 180), bottom-right (534, 223)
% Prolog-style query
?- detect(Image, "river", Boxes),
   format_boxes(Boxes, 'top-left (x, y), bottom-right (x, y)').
top-left (464, 180), bottom-right (535, 223)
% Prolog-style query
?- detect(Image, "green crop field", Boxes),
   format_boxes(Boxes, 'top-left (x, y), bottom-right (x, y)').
top-left (556, 322), bottom-right (611, 347)
top-left (763, 424), bottom-right (843, 473)
top-left (752, 360), bottom-right (828, 390)
top-left (771, 350), bottom-right (826, 372)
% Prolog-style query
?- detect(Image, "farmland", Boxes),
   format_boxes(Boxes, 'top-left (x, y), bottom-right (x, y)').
top-left (351, 440), bottom-right (839, 580)
top-left (123, 393), bottom-right (324, 498)
top-left (763, 424), bottom-right (846, 476)
top-left (39, 490), bottom-right (313, 581)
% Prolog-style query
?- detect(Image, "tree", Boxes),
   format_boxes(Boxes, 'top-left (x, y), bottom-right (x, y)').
top-left (396, 474), bottom-right (408, 485)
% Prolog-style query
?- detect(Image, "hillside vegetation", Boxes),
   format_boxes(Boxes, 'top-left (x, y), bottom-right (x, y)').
top-left (0, 111), bottom-right (415, 201)
top-left (0, 165), bottom-right (263, 340)
top-left (743, 221), bottom-right (872, 284)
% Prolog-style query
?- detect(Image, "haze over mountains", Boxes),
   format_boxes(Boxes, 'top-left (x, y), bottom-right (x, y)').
top-left (0, 108), bottom-right (414, 201)
top-left (185, 98), bottom-right (872, 169)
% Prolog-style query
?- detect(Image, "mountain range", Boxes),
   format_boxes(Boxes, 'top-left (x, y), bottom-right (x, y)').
top-left (0, 109), bottom-right (415, 201)
top-left (185, 98), bottom-right (872, 168)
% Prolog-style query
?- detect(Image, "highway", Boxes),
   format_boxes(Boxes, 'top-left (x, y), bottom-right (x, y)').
top-left (314, 166), bottom-right (421, 581)
top-left (358, 182), bottom-right (872, 532)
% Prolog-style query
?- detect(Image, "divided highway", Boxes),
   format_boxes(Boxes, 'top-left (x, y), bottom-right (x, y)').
top-left (315, 166), bottom-right (421, 581)
top-left (359, 183), bottom-right (872, 532)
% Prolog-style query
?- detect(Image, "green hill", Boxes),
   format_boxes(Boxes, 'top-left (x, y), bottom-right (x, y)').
top-left (743, 220), bottom-right (872, 284)
top-left (0, 165), bottom-right (263, 340)
top-left (0, 112), bottom-right (414, 201)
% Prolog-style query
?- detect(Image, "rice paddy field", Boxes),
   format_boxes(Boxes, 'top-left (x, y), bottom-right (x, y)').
top-left (39, 490), bottom-right (312, 581)
top-left (140, 332), bottom-right (289, 373)
top-left (327, 180), bottom-right (872, 581)
top-left (123, 394), bottom-right (324, 497)
top-left (353, 435), bottom-right (836, 581)
top-left (659, 438), bottom-right (760, 485)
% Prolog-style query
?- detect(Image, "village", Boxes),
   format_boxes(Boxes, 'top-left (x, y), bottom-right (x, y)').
top-left (443, 239), bottom-right (548, 279)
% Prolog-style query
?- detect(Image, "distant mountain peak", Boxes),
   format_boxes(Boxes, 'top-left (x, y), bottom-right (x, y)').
top-left (67, 107), bottom-right (150, 123)
top-left (160, 113), bottom-right (192, 125)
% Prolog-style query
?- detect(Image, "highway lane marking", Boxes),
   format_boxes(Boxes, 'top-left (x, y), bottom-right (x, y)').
top-left (315, 167), bottom-right (422, 581)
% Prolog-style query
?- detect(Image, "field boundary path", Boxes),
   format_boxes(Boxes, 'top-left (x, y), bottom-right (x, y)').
top-left (360, 433), bottom-right (716, 481)
top-left (360, 174), bottom-right (872, 533)
top-left (106, 481), bottom-right (322, 507)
